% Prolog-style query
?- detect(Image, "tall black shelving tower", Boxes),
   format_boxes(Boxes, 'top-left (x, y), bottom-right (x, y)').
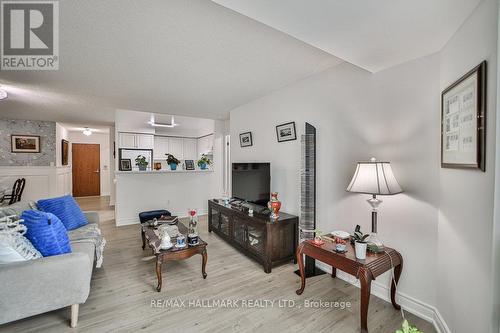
top-left (295, 122), bottom-right (326, 277)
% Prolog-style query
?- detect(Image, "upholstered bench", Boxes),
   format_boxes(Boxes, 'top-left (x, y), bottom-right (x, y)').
top-left (138, 209), bottom-right (171, 224)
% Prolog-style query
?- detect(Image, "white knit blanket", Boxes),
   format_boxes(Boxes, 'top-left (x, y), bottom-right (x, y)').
top-left (68, 223), bottom-right (106, 268)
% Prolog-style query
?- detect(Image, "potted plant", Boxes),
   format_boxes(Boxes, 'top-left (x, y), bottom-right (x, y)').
top-left (313, 229), bottom-right (324, 245)
top-left (197, 154), bottom-right (212, 170)
top-left (135, 155), bottom-right (148, 171)
top-left (352, 231), bottom-right (369, 260)
top-left (395, 320), bottom-right (422, 333)
top-left (166, 154), bottom-right (180, 170)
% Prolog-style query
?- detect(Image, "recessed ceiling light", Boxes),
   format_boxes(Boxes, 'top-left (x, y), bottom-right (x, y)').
top-left (83, 127), bottom-right (92, 136)
top-left (148, 115), bottom-right (179, 128)
top-left (0, 89), bottom-right (8, 100)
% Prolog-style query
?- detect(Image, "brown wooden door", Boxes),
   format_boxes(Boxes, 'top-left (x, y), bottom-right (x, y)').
top-left (72, 143), bottom-right (100, 197)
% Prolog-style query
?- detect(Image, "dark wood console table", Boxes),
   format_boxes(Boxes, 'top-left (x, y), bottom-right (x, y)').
top-left (208, 200), bottom-right (298, 273)
top-left (296, 240), bottom-right (403, 333)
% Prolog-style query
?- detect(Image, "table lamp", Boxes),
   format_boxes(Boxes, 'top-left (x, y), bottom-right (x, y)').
top-left (346, 157), bottom-right (403, 252)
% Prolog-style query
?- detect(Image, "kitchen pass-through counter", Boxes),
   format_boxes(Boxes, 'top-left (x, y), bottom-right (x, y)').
top-left (114, 168), bottom-right (221, 226)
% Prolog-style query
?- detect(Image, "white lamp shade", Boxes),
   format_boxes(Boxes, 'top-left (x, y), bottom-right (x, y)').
top-left (346, 161), bottom-right (403, 195)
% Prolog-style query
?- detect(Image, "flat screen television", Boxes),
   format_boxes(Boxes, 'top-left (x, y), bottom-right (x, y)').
top-left (232, 163), bottom-right (270, 206)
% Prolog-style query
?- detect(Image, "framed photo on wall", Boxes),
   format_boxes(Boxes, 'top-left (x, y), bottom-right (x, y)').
top-left (185, 160), bottom-right (195, 170)
top-left (11, 135), bottom-right (40, 153)
top-left (276, 122), bottom-right (296, 142)
top-left (120, 159), bottom-right (132, 171)
top-left (239, 132), bottom-right (253, 147)
top-left (61, 139), bottom-right (69, 165)
top-left (441, 61), bottom-right (486, 171)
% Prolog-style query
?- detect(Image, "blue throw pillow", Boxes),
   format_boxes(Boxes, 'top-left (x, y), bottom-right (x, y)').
top-left (37, 195), bottom-right (88, 230)
top-left (21, 210), bottom-right (71, 257)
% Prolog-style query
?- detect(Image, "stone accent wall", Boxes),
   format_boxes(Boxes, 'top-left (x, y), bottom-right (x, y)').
top-left (0, 119), bottom-right (56, 166)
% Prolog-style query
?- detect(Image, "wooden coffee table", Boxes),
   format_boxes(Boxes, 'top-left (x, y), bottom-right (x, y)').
top-left (141, 221), bottom-right (207, 292)
top-left (296, 239), bottom-right (403, 333)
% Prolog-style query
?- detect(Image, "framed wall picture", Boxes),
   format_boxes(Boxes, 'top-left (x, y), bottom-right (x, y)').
top-left (120, 159), bottom-right (132, 171)
top-left (11, 135), bottom-right (40, 153)
top-left (61, 139), bottom-right (69, 165)
top-left (239, 132), bottom-right (253, 147)
top-left (276, 122), bottom-right (297, 142)
top-left (185, 159), bottom-right (195, 170)
top-left (441, 61), bottom-right (486, 171)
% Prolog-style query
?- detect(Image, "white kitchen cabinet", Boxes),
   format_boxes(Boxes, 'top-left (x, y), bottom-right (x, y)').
top-left (183, 138), bottom-right (197, 161)
top-left (136, 134), bottom-right (154, 149)
top-left (154, 136), bottom-right (169, 159)
top-left (197, 134), bottom-right (214, 156)
top-left (168, 137), bottom-right (184, 160)
top-left (118, 133), bottom-right (136, 148)
top-left (118, 132), bottom-right (154, 150)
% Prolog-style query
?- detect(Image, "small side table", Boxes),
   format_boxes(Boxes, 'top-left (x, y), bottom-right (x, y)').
top-left (142, 222), bottom-right (207, 292)
top-left (295, 240), bottom-right (403, 333)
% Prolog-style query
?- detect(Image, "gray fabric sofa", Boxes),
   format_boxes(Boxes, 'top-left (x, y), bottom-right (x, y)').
top-left (0, 201), bottom-right (102, 327)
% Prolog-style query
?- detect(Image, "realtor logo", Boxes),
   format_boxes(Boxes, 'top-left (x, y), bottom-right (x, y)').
top-left (1, 0), bottom-right (59, 70)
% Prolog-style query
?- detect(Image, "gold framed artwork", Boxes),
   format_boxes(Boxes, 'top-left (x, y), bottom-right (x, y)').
top-left (11, 135), bottom-right (40, 153)
top-left (441, 61), bottom-right (486, 171)
top-left (62, 139), bottom-right (69, 165)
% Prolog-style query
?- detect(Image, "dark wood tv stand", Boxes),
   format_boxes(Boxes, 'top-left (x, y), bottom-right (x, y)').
top-left (208, 200), bottom-right (298, 273)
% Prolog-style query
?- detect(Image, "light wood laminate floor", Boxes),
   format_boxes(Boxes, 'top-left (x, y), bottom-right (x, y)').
top-left (0, 196), bottom-right (436, 333)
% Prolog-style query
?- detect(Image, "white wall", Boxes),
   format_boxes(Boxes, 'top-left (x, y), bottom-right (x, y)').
top-left (230, 2), bottom-right (499, 328)
top-left (114, 118), bottom-right (225, 226)
top-left (115, 109), bottom-right (155, 134)
top-left (55, 122), bottom-right (72, 196)
top-left (437, 0), bottom-right (498, 332)
top-left (109, 127), bottom-right (116, 205)
top-left (55, 122), bottom-right (69, 167)
top-left (0, 166), bottom-right (71, 201)
top-left (369, 54), bottom-right (441, 310)
top-left (493, 4), bottom-right (500, 332)
top-left (115, 171), bottom-right (218, 225)
top-left (68, 131), bottom-right (111, 196)
top-left (231, 55), bottom-right (441, 317)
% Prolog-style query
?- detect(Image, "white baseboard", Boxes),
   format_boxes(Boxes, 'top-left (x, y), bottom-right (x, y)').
top-left (115, 217), bottom-right (139, 226)
top-left (115, 210), bottom-right (208, 227)
top-left (432, 309), bottom-right (451, 333)
top-left (315, 261), bottom-right (450, 333)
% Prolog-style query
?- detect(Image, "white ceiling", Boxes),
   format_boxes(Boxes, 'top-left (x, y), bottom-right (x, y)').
top-left (0, 0), bottom-right (482, 125)
top-left (212, 0), bottom-right (482, 72)
top-left (115, 109), bottom-right (215, 137)
top-left (60, 123), bottom-right (110, 134)
top-left (0, 0), bottom-right (342, 125)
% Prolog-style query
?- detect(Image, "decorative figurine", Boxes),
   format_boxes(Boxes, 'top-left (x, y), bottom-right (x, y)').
top-left (159, 231), bottom-right (173, 250)
top-left (268, 192), bottom-right (282, 219)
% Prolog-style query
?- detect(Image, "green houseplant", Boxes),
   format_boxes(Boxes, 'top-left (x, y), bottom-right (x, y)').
top-left (395, 320), bottom-right (422, 333)
top-left (197, 154), bottom-right (212, 170)
top-left (135, 155), bottom-right (148, 171)
top-left (166, 154), bottom-right (181, 171)
top-left (353, 231), bottom-right (369, 260)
